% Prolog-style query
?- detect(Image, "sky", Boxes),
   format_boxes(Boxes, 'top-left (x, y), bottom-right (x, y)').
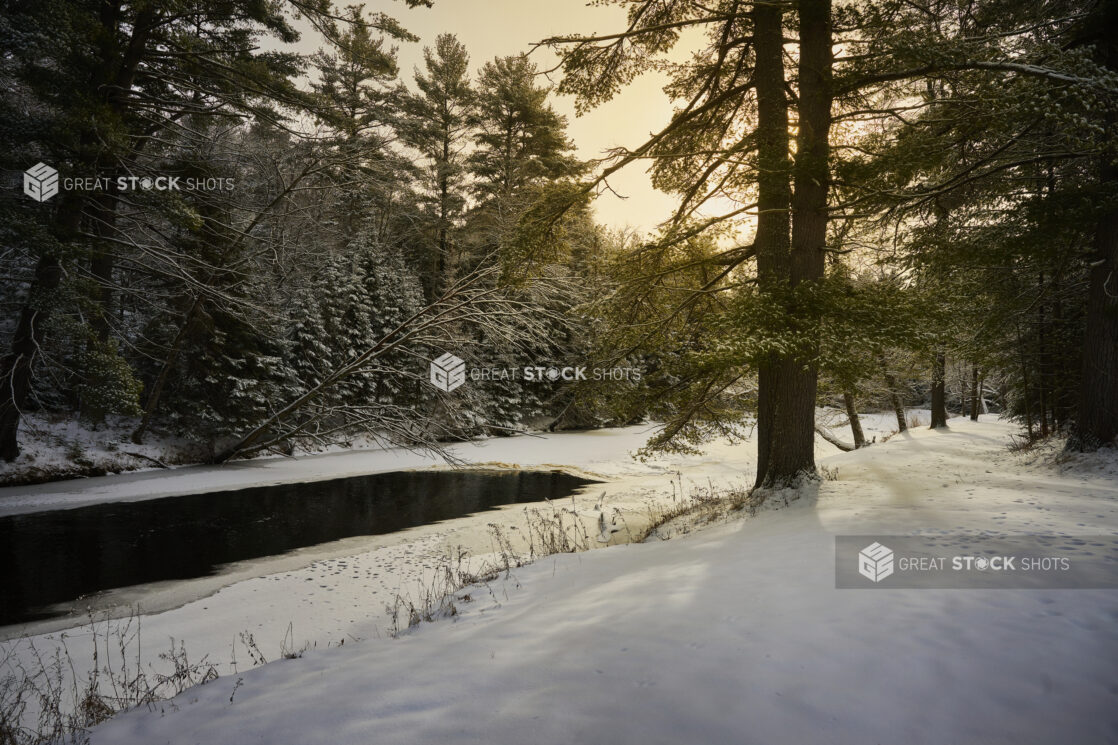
top-left (384, 0), bottom-right (683, 234)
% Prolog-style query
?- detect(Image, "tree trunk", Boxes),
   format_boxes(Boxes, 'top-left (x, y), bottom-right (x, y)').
top-left (815, 423), bottom-right (853, 452)
top-left (0, 254), bottom-right (65, 460)
top-left (880, 357), bottom-right (907, 432)
top-left (930, 351), bottom-right (948, 428)
top-left (892, 392), bottom-right (907, 431)
top-left (1051, 290), bottom-right (1072, 428)
top-left (764, 0), bottom-right (832, 482)
top-left (1068, 0), bottom-right (1118, 451)
top-left (969, 364), bottom-right (980, 421)
top-left (1068, 153), bottom-right (1118, 450)
top-left (1036, 281), bottom-right (1051, 437)
top-left (1016, 323), bottom-right (1035, 439)
top-left (750, 0), bottom-right (791, 488)
top-left (438, 133), bottom-right (452, 290)
top-left (843, 391), bottom-right (866, 448)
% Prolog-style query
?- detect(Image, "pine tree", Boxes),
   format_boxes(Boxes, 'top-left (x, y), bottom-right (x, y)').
top-left (399, 34), bottom-right (475, 299)
top-left (469, 56), bottom-right (579, 208)
top-left (311, 5), bottom-right (414, 251)
top-left (284, 228), bottom-right (426, 446)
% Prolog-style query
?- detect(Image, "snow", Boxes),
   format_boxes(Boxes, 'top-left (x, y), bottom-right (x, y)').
top-left (42, 416), bottom-right (1118, 744)
top-left (1, 422), bottom-right (767, 683)
top-left (0, 413), bottom-right (200, 487)
top-left (0, 424), bottom-right (660, 517)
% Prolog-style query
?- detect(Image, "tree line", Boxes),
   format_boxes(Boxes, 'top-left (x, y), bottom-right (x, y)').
top-left (0, 1), bottom-right (616, 465)
top-left (1, 0), bottom-right (1115, 489)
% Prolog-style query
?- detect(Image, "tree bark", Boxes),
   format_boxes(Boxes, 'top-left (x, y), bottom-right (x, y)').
top-left (880, 357), bottom-right (907, 432)
top-left (1067, 0), bottom-right (1118, 451)
top-left (1037, 281), bottom-right (1051, 437)
top-left (843, 392), bottom-right (866, 448)
top-left (750, 0), bottom-right (791, 488)
top-left (969, 364), bottom-right (980, 421)
top-left (930, 351), bottom-right (948, 428)
top-left (1069, 186), bottom-right (1118, 449)
top-left (762, 0), bottom-right (832, 482)
top-left (892, 392), bottom-right (908, 431)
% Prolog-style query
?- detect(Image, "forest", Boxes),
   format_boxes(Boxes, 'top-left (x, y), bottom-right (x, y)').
top-left (1, 0), bottom-right (1116, 487)
top-left (2, 3), bottom-right (1118, 744)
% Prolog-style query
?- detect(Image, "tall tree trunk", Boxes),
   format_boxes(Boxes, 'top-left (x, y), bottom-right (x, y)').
top-left (437, 134), bottom-right (451, 290)
top-left (762, 0), bottom-right (832, 482)
top-left (1067, 169), bottom-right (1118, 450)
top-left (1068, 0), bottom-right (1118, 451)
top-left (969, 364), bottom-right (980, 421)
top-left (1070, 191), bottom-right (1118, 449)
top-left (750, 0), bottom-right (791, 488)
top-left (843, 391), bottom-right (866, 448)
top-left (1037, 279), bottom-right (1051, 436)
top-left (1051, 290), bottom-right (1072, 428)
top-left (1016, 323), bottom-right (1035, 439)
top-left (930, 351), bottom-right (948, 428)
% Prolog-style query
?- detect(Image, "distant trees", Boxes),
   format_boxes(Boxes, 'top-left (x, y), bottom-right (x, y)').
top-left (0, 4), bottom-right (598, 463)
top-left (846, 0), bottom-right (1115, 445)
top-left (0, 0), bottom-right (316, 459)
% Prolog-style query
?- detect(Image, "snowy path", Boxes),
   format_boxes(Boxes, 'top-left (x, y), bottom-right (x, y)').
top-left (82, 419), bottom-right (1118, 745)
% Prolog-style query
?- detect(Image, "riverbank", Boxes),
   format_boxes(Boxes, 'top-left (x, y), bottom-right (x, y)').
top-left (0, 413), bottom-right (929, 643)
top-left (0, 425), bottom-right (647, 516)
top-left (76, 417), bottom-right (1118, 745)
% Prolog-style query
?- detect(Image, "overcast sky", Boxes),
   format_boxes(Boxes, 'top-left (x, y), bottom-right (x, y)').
top-left (385, 0), bottom-right (682, 234)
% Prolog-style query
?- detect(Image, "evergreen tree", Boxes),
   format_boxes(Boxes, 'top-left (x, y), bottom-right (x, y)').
top-left (841, 0), bottom-right (1113, 444)
top-left (469, 55), bottom-right (579, 209)
top-left (399, 34), bottom-right (475, 299)
top-left (283, 227), bottom-right (426, 447)
top-left (311, 4), bottom-right (414, 251)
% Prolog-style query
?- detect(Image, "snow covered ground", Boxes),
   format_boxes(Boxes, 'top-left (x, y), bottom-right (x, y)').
top-left (1, 421), bottom-right (767, 708)
top-left (16, 415), bottom-right (1109, 745)
top-left (0, 423), bottom-right (676, 517)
